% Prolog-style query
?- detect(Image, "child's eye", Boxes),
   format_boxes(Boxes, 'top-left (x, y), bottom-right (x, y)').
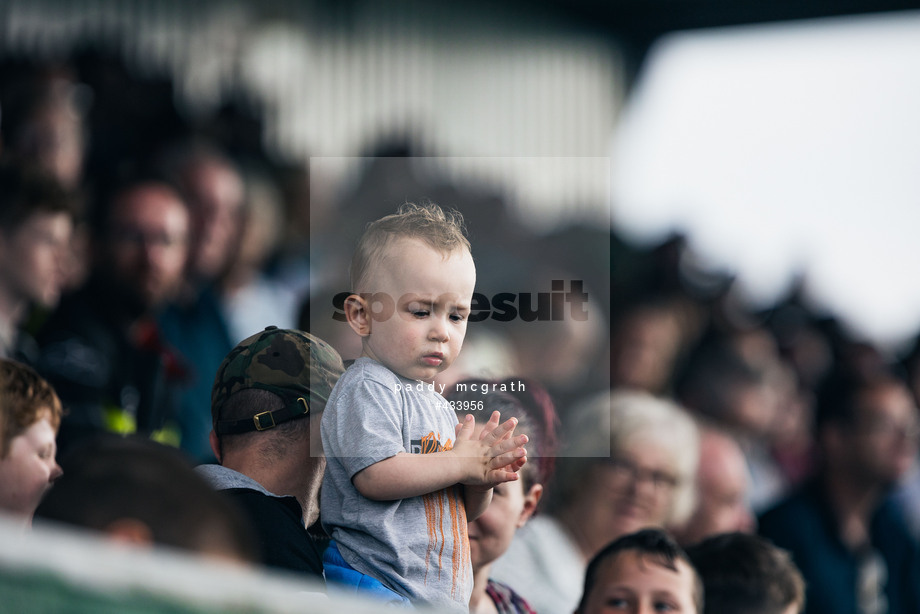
top-left (654, 601), bottom-right (679, 612)
top-left (449, 313), bottom-right (465, 322)
top-left (412, 310), bottom-right (429, 318)
top-left (606, 598), bottom-right (628, 609)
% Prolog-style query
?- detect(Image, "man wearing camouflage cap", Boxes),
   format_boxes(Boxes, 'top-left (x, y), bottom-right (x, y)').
top-left (197, 326), bottom-right (345, 584)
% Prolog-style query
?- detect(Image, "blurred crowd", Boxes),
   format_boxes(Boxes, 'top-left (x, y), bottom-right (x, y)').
top-left (1, 46), bottom-right (920, 614)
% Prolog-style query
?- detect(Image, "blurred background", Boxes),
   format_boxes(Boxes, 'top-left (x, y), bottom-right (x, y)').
top-left (4, 0), bottom-right (920, 452)
top-left (4, 0), bottom-right (919, 350)
top-left (4, 1), bottom-right (920, 609)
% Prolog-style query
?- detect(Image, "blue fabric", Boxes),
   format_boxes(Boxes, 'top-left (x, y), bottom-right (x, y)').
top-left (323, 542), bottom-right (412, 607)
top-left (158, 285), bottom-right (233, 463)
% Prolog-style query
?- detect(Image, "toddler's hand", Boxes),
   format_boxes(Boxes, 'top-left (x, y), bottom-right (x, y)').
top-left (452, 411), bottom-right (528, 487)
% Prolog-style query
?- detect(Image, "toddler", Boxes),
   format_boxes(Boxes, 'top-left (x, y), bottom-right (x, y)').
top-left (321, 203), bottom-right (527, 610)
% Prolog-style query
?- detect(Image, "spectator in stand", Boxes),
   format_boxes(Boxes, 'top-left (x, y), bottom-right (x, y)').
top-left (0, 61), bottom-right (92, 291)
top-left (759, 370), bottom-right (920, 614)
top-left (671, 424), bottom-right (755, 547)
top-left (0, 163), bottom-right (79, 363)
top-left (492, 389), bottom-right (699, 614)
top-left (0, 359), bottom-right (64, 531)
top-left (157, 141), bottom-right (244, 463)
top-left (35, 176), bottom-right (191, 455)
top-left (675, 333), bottom-right (789, 513)
top-left (319, 202), bottom-right (527, 611)
top-left (609, 297), bottom-right (689, 396)
top-left (35, 435), bottom-right (256, 565)
top-left (575, 528), bottom-right (703, 614)
top-left (893, 336), bottom-right (920, 541)
top-left (218, 170), bottom-right (299, 343)
top-left (197, 326), bottom-right (345, 583)
top-left (0, 61), bottom-right (87, 190)
top-left (445, 377), bottom-right (559, 614)
top-left (686, 532), bottom-right (805, 614)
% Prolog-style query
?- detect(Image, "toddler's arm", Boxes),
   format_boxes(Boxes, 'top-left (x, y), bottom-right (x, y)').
top-left (458, 412), bottom-right (528, 520)
top-left (352, 411), bottom-right (527, 505)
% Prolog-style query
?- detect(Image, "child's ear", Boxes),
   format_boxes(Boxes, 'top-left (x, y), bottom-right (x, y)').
top-left (344, 294), bottom-right (372, 337)
top-left (518, 483), bottom-right (544, 528)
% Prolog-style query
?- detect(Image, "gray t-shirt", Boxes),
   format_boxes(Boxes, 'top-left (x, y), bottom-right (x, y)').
top-left (320, 357), bottom-right (471, 611)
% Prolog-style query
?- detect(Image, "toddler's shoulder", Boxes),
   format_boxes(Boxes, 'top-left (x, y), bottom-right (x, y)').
top-left (346, 357), bottom-right (402, 387)
top-left (328, 357), bottom-right (403, 403)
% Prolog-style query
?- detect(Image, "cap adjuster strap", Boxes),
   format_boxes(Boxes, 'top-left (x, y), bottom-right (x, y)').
top-left (216, 396), bottom-right (310, 435)
top-left (253, 411), bottom-right (276, 431)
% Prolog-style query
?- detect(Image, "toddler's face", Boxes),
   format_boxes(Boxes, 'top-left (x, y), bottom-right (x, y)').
top-left (356, 238), bottom-right (476, 382)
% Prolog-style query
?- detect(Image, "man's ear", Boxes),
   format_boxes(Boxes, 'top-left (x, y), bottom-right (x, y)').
top-left (209, 430), bottom-right (222, 463)
top-left (344, 294), bottom-right (372, 337)
top-left (518, 483), bottom-right (544, 528)
top-left (105, 518), bottom-right (154, 547)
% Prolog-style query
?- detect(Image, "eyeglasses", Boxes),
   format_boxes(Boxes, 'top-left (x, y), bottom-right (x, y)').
top-left (602, 456), bottom-right (680, 491)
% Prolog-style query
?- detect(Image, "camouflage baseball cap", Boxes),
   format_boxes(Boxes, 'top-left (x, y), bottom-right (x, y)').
top-left (211, 326), bottom-right (345, 433)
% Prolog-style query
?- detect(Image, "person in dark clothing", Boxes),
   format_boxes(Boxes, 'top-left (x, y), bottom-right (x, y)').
top-left (0, 162), bottom-right (79, 364)
top-left (686, 532), bottom-right (805, 614)
top-left (758, 371), bottom-right (920, 614)
top-left (35, 179), bottom-right (191, 455)
top-left (156, 142), bottom-right (245, 463)
top-left (35, 435), bottom-right (257, 565)
top-left (196, 326), bottom-right (345, 584)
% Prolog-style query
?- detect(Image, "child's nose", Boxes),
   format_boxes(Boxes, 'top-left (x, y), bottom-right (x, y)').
top-left (428, 317), bottom-right (450, 342)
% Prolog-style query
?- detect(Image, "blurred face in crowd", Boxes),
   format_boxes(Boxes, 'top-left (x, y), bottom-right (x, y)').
top-left (610, 307), bottom-right (682, 394)
top-left (728, 380), bottom-right (779, 439)
top-left (108, 184), bottom-right (190, 309)
top-left (841, 381), bottom-right (919, 486)
top-left (0, 410), bottom-right (63, 526)
top-left (673, 430), bottom-right (754, 546)
top-left (467, 424), bottom-right (542, 572)
top-left (184, 159), bottom-right (244, 280)
top-left (577, 550), bottom-right (699, 614)
top-left (0, 211), bottom-right (73, 309)
top-left (580, 439), bottom-right (681, 548)
top-left (23, 102), bottom-right (85, 189)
